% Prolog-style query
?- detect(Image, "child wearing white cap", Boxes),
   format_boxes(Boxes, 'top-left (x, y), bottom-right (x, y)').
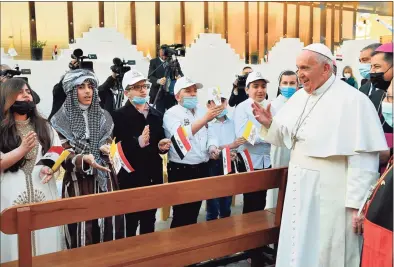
top-left (111, 70), bottom-right (171, 237)
top-left (163, 76), bottom-right (224, 228)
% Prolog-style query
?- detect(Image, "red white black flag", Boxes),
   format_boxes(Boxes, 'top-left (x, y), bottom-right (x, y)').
top-left (171, 126), bottom-right (192, 160)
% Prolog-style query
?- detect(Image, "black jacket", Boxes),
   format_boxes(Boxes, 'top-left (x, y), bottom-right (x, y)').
top-left (228, 84), bottom-right (248, 107)
top-left (359, 80), bottom-right (375, 97)
top-left (148, 57), bottom-right (166, 104)
top-left (111, 101), bottom-right (165, 189)
top-left (98, 76), bottom-right (117, 113)
top-left (48, 78), bottom-right (66, 122)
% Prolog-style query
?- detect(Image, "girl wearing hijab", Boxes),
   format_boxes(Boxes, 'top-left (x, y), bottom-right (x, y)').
top-left (0, 78), bottom-right (63, 263)
top-left (266, 70), bottom-right (299, 209)
top-left (50, 69), bottom-right (124, 249)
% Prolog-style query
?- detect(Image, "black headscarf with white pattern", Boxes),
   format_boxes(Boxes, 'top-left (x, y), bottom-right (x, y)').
top-left (51, 69), bottom-right (113, 191)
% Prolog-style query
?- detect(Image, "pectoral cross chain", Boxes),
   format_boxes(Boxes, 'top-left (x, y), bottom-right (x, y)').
top-left (291, 134), bottom-right (299, 150)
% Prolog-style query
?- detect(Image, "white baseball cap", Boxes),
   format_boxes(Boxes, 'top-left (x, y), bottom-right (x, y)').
top-left (245, 71), bottom-right (270, 88)
top-left (122, 70), bottom-right (147, 90)
top-left (302, 43), bottom-right (335, 61)
top-left (174, 76), bottom-right (203, 95)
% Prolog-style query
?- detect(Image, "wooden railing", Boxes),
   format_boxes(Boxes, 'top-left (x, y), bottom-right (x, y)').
top-left (1, 167), bottom-right (288, 267)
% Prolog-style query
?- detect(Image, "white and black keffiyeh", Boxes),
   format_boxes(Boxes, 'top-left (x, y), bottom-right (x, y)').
top-left (51, 69), bottom-right (113, 191)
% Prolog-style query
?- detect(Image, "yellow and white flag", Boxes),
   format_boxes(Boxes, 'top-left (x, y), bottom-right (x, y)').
top-left (242, 121), bottom-right (257, 145)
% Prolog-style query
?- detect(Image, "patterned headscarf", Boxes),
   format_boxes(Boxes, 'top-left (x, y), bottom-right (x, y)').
top-left (51, 69), bottom-right (113, 191)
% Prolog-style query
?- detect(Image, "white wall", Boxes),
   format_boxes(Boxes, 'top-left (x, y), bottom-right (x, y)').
top-left (2, 28), bottom-right (376, 119)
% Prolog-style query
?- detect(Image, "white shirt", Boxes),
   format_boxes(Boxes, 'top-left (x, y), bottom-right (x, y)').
top-left (163, 104), bottom-right (218, 165)
top-left (234, 98), bottom-right (271, 169)
top-left (270, 94), bottom-right (289, 116)
top-left (208, 116), bottom-right (236, 148)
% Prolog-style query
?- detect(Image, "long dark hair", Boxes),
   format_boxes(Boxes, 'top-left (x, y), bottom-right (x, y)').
top-left (0, 78), bottom-right (52, 173)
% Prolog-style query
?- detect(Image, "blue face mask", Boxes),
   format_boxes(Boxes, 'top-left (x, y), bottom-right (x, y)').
top-left (359, 63), bottom-right (371, 79)
top-left (280, 87), bottom-right (297, 99)
top-left (182, 96), bottom-right (198, 109)
top-left (132, 96), bottom-right (149, 105)
top-left (382, 102), bottom-right (393, 127)
top-left (217, 109), bottom-right (228, 118)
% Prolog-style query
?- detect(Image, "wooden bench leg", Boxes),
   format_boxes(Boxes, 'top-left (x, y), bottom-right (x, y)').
top-left (161, 154), bottom-right (170, 221)
top-left (231, 195), bottom-right (236, 207)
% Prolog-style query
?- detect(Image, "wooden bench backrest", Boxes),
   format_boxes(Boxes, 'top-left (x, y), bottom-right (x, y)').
top-left (0, 167), bottom-right (288, 266)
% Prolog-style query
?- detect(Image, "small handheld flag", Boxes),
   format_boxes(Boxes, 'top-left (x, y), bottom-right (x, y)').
top-left (222, 146), bottom-right (232, 175)
top-left (171, 126), bottom-right (192, 159)
top-left (208, 87), bottom-right (222, 105)
top-left (36, 146), bottom-right (69, 171)
top-left (242, 121), bottom-right (257, 145)
top-left (110, 140), bottom-right (134, 174)
top-left (240, 149), bottom-right (254, 172)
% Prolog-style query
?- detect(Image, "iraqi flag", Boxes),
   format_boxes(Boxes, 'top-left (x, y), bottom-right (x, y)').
top-left (36, 146), bottom-right (64, 168)
top-left (171, 126), bottom-right (192, 160)
top-left (222, 146), bottom-right (232, 175)
top-left (240, 149), bottom-right (254, 172)
top-left (111, 140), bottom-right (134, 174)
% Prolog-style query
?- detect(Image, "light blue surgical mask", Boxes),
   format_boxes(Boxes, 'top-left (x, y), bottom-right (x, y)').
top-left (217, 109), bottom-right (228, 118)
top-left (132, 96), bottom-right (149, 105)
top-left (359, 63), bottom-right (371, 79)
top-left (382, 102), bottom-right (393, 127)
top-left (182, 96), bottom-right (198, 109)
top-left (280, 87), bottom-right (297, 99)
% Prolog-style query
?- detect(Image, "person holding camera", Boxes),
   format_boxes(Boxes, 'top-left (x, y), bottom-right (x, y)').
top-left (228, 66), bottom-right (253, 107)
top-left (148, 45), bottom-right (183, 114)
top-left (98, 71), bottom-right (119, 113)
top-left (98, 58), bottom-right (132, 113)
top-left (1, 64), bottom-right (41, 105)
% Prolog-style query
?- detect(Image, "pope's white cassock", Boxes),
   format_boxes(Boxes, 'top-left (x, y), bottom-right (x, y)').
top-left (260, 74), bottom-right (388, 267)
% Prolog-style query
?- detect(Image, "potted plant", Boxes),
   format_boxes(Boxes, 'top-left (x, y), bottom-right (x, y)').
top-left (251, 51), bottom-right (259, 64)
top-left (31, 40), bottom-right (47, 61)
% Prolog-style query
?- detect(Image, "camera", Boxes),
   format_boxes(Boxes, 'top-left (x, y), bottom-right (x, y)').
top-left (236, 73), bottom-right (249, 90)
top-left (110, 58), bottom-right (135, 81)
top-left (161, 44), bottom-right (186, 58)
top-left (70, 49), bottom-right (97, 71)
top-left (0, 65), bottom-right (31, 83)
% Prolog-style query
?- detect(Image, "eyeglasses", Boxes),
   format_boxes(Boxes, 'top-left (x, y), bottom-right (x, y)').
top-left (127, 84), bottom-right (151, 91)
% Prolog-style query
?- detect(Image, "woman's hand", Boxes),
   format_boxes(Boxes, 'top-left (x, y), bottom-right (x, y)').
top-left (19, 131), bottom-right (37, 155)
top-left (83, 154), bottom-right (111, 173)
top-left (40, 166), bottom-right (54, 184)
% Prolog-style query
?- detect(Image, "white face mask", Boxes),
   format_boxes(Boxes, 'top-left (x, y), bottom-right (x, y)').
top-left (344, 73), bottom-right (351, 79)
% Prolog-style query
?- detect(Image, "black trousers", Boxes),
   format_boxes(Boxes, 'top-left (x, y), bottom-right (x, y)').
top-left (168, 161), bottom-right (209, 229)
top-left (124, 209), bottom-right (157, 237)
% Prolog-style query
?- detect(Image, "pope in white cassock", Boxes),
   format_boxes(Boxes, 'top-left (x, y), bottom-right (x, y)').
top-left (252, 43), bottom-right (388, 267)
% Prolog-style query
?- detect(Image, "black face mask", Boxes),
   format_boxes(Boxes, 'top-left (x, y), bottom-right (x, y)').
top-left (10, 101), bottom-right (36, 115)
top-left (370, 66), bottom-right (392, 91)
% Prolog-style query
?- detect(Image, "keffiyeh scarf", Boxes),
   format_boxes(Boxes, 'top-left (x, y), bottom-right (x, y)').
top-left (51, 69), bottom-right (113, 191)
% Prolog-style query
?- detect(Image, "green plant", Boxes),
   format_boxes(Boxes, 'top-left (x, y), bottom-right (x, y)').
top-left (31, 40), bottom-right (47, 48)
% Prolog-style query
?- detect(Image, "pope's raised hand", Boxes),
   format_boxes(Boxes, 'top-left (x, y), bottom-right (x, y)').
top-left (252, 102), bottom-right (273, 128)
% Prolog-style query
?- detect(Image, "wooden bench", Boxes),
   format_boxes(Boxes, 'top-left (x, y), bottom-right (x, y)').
top-left (1, 167), bottom-right (288, 267)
